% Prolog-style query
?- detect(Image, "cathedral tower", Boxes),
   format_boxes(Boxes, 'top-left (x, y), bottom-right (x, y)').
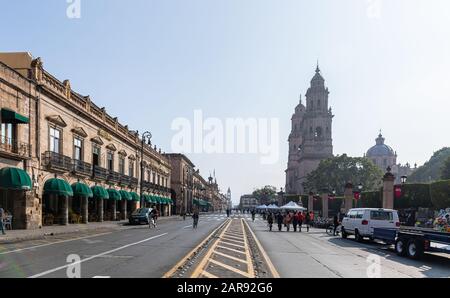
top-left (286, 64), bottom-right (334, 194)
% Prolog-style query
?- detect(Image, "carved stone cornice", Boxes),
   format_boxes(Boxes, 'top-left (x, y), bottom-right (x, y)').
top-left (71, 127), bottom-right (88, 138)
top-left (91, 136), bottom-right (104, 145)
top-left (46, 115), bottom-right (67, 128)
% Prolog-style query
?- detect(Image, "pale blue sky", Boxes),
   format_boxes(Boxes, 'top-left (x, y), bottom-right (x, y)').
top-left (2, 0), bottom-right (450, 204)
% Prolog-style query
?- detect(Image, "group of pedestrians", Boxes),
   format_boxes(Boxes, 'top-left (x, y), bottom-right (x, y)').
top-left (266, 210), bottom-right (315, 233)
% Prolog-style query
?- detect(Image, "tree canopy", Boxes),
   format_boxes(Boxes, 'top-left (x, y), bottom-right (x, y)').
top-left (408, 147), bottom-right (450, 183)
top-left (303, 154), bottom-right (384, 195)
top-left (252, 185), bottom-right (278, 205)
top-left (441, 156), bottom-right (450, 180)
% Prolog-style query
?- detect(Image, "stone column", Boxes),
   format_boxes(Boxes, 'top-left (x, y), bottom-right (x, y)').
top-left (308, 193), bottom-right (314, 212)
top-left (344, 183), bottom-right (354, 213)
top-left (12, 190), bottom-right (27, 229)
top-left (98, 198), bottom-right (104, 222)
top-left (81, 196), bottom-right (88, 224)
top-left (122, 200), bottom-right (127, 220)
top-left (382, 168), bottom-right (395, 209)
top-left (111, 200), bottom-right (117, 221)
top-left (60, 196), bottom-right (68, 225)
top-left (322, 194), bottom-right (329, 218)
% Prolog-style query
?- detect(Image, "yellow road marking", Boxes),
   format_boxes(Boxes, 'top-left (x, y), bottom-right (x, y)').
top-left (222, 235), bottom-right (246, 243)
top-left (216, 245), bottom-right (247, 255)
top-left (213, 250), bottom-right (248, 263)
top-left (190, 220), bottom-right (233, 278)
top-left (208, 259), bottom-right (252, 278)
top-left (243, 218), bottom-right (280, 278)
top-left (202, 271), bottom-right (218, 278)
top-left (240, 219), bottom-right (255, 278)
top-left (218, 241), bottom-right (246, 249)
top-left (162, 219), bottom-right (230, 278)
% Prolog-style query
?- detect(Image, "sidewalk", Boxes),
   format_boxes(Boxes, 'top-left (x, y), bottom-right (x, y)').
top-left (0, 215), bottom-right (179, 244)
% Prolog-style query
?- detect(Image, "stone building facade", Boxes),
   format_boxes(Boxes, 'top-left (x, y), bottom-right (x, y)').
top-left (0, 52), bottom-right (172, 229)
top-left (239, 194), bottom-right (259, 211)
top-left (285, 65), bottom-right (334, 195)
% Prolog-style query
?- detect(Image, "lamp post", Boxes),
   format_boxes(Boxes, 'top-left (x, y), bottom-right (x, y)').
top-left (401, 175), bottom-right (408, 184)
top-left (140, 131), bottom-right (152, 208)
top-left (278, 187), bottom-right (285, 206)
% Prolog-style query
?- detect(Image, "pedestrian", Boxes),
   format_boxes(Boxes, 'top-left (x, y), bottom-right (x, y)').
top-left (276, 212), bottom-right (283, 232)
top-left (305, 211), bottom-right (311, 232)
top-left (298, 211), bottom-right (304, 232)
top-left (333, 213), bottom-right (340, 236)
top-left (0, 207), bottom-right (6, 235)
top-left (284, 212), bottom-right (292, 232)
top-left (192, 211), bottom-right (199, 229)
top-left (149, 209), bottom-right (157, 228)
top-left (292, 211), bottom-right (299, 232)
top-left (267, 212), bottom-right (274, 232)
top-left (251, 209), bottom-right (256, 222)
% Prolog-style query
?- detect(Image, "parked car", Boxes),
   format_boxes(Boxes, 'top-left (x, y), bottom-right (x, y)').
top-left (341, 208), bottom-right (400, 242)
top-left (129, 208), bottom-right (153, 225)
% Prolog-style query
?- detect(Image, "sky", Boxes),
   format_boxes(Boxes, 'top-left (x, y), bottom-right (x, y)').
top-left (1, 0), bottom-right (450, 205)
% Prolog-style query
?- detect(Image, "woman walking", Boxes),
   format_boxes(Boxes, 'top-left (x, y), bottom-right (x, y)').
top-left (298, 211), bottom-right (304, 232)
top-left (267, 212), bottom-right (274, 231)
top-left (292, 211), bottom-right (299, 232)
top-left (192, 211), bottom-right (199, 229)
top-left (276, 212), bottom-right (283, 232)
top-left (305, 211), bottom-right (311, 232)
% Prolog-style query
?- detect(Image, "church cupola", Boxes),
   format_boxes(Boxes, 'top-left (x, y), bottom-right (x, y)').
top-left (311, 63), bottom-right (325, 87)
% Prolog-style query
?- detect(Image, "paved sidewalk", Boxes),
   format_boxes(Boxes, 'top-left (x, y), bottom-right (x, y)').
top-left (0, 215), bottom-right (180, 244)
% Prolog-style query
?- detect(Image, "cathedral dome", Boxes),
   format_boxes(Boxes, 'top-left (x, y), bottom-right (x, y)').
top-left (366, 133), bottom-right (395, 157)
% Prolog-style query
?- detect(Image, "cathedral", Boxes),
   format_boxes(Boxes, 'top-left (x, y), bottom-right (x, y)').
top-left (285, 65), bottom-right (334, 195)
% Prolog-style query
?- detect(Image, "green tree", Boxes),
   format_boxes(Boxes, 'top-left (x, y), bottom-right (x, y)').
top-left (252, 185), bottom-right (277, 205)
top-left (409, 147), bottom-right (450, 183)
top-left (303, 154), bottom-right (384, 195)
top-left (441, 156), bottom-right (450, 180)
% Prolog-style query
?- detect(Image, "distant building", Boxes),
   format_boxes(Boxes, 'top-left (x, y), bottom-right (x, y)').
top-left (239, 194), bottom-right (259, 211)
top-left (365, 132), bottom-right (416, 184)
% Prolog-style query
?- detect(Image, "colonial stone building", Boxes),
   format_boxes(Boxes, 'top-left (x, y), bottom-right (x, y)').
top-left (239, 194), bottom-right (259, 211)
top-left (365, 132), bottom-right (416, 184)
top-left (285, 65), bottom-right (334, 195)
top-left (0, 52), bottom-right (172, 230)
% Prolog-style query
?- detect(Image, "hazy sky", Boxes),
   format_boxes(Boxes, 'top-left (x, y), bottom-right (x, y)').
top-left (2, 0), bottom-right (449, 204)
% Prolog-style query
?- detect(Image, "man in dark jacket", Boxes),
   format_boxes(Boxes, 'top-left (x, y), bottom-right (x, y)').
top-left (276, 212), bottom-right (284, 232)
top-left (267, 213), bottom-right (274, 231)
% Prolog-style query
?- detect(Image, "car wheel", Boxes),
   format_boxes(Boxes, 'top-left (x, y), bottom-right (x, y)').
top-left (341, 227), bottom-right (348, 239)
top-left (395, 238), bottom-right (407, 257)
top-left (407, 239), bottom-right (424, 260)
top-left (355, 230), bottom-right (363, 242)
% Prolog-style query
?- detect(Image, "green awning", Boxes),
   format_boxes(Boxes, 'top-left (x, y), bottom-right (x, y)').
top-left (161, 197), bottom-right (168, 205)
top-left (119, 190), bottom-right (132, 201)
top-left (0, 167), bottom-right (32, 191)
top-left (143, 194), bottom-right (152, 202)
top-left (193, 198), bottom-right (200, 206)
top-left (1, 108), bottom-right (29, 124)
top-left (44, 178), bottom-right (73, 197)
top-left (71, 182), bottom-right (93, 198)
top-left (130, 192), bottom-right (140, 202)
top-left (92, 185), bottom-right (109, 199)
top-left (107, 188), bottom-right (122, 201)
top-left (200, 200), bottom-right (208, 207)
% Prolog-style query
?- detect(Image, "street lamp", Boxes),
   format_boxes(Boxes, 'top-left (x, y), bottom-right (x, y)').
top-left (278, 187), bottom-right (285, 205)
top-left (401, 175), bottom-right (408, 184)
top-left (140, 131), bottom-right (152, 208)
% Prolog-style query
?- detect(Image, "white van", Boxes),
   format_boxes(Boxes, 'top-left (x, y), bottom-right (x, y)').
top-left (341, 208), bottom-right (400, 242)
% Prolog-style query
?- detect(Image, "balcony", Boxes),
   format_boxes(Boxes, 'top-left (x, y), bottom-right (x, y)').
top-left (107, 170), bottom-right (121, 184)
top-left (72, 159), bottom-right (92, 176)
top-left (0, 137), bottom-right (31, 160)
top-left (42, 151), bottom-right (73, 172)
top-left (130, 177), bottom-right (139, 187)
top-left (93, 165), bottom-right (108, 181)
top-left (142, 180), bottom-right (152, 191)
top-left (119, 174), bottom-right (131, 186)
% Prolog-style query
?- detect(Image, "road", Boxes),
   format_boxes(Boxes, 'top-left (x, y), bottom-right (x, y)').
top-left (0, 214), bottom-right (228, 278)
top-left (248, 215), bottom-right (450, 278)
top-left (1, 213), bottom-right (449, 278)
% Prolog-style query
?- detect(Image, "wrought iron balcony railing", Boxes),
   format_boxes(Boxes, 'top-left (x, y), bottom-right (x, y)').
top-left (0, 136), bottom-right (31, 158)
top-left (72, 159), bottom-right (92, 176)
top-left (93, 165), bottom-right (108, 181)
top-left (42, 151), bottom-right (73, 172)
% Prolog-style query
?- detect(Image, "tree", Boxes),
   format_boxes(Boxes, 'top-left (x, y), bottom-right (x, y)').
top-left (441, 156), bottom-right (450, 180)
top-left (303, 154), bottom-right (384, 195)
top-left (409, 147), bottom-right (450, 183)
top-left (252, 185), bottom-right (277, 205)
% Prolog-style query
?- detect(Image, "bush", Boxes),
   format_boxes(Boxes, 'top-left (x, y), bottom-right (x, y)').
top-left (395, 183), bottom-right (432, 209)
top-left (430, 180), bottom-right (450, 209)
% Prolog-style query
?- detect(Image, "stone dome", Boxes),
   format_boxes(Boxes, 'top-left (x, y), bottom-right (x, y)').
top-left (367, 134), bottom-right (396, 157)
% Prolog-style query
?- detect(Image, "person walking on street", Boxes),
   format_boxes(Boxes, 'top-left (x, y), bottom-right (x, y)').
top-left (298, 211), bottom-right (304, 232)
top-left (192, 211), bottom-right (199, 229)
top-left (305, 211), bottom-right (311, 232)
top-left (292, 211), bottom-right (299, 232)
top-left (149, 209), bottom-right (157, 228)
top-left (333, 214), bottom-right (340, 236)
top-left (276, 212), bottom-right (283, 232)
top-left (267, 212), bottom-right (274, 232)
top-left (284, 212), bottom-right (292, 232)
top-left (0, 207), bottom-right (6, 235)
top-left (251, 209), bottom-right (256, 222)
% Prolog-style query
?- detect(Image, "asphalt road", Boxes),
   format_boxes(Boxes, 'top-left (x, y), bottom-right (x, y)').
top-left (0, 214), bottom-right (228, 278)
top-left (248, 216), bottom-right (450, 278)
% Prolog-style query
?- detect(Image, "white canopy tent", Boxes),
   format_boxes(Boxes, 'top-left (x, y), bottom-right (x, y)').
top-left (280, 201), bottom-right (307, 211)
top-left (256, 204), bottom-right (268, 210)
top-left (266, 204), bottom-right (280, 210)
